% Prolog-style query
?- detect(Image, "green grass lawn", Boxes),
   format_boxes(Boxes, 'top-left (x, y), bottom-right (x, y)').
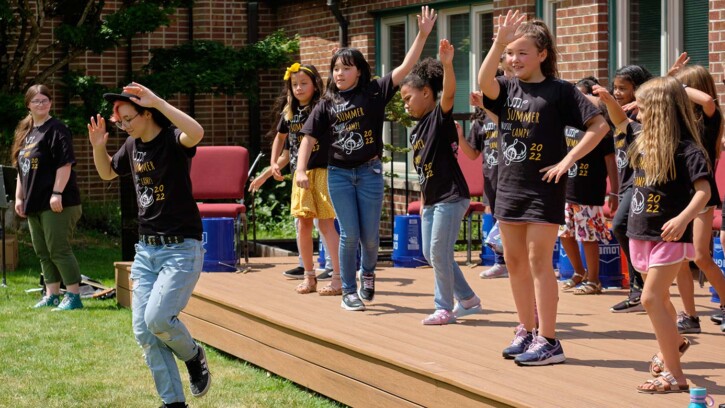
top-left (0, 230), bottom-right (342, 408)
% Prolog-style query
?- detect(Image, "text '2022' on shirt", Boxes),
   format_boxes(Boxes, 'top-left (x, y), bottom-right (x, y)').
top-left (410, 104), bottom-right (469, 206)
top-left (301, 74), bottom-right (396, 169)
top-left (111, 127), bottom-right (202, 240)
top-left (625, 121), bottom-right (710, 243)
top-left (483, 76), bottom-right (600, 224)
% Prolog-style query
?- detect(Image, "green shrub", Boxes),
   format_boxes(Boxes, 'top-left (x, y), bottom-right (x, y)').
top-left (250, 173), bottom-right (296, 239)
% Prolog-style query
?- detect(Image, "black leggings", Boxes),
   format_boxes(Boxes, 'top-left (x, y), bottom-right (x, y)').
top-left (612, 187), bottom-right (644, 296)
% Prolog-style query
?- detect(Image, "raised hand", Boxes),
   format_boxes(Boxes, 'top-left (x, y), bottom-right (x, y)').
top-left (439, 39), bottom-right (454, 65)
top-left (87, 114), bottom-right (109, 147)
top-left (592, 85), bottom-right (615, 104)
top-left (495, 9), bottom-right (527, 47)
top-left (121, 82), bottom-right (163, 109)
top-left (470, 91), bottom-right (483, 108)
top-left (667, 52), bottom-right (689, 76)
top-left (417, 6), bottom-right (437, 36)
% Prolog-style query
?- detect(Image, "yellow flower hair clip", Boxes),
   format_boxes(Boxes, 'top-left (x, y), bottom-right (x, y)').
top-left (283, 62), bottom-right (314, 81)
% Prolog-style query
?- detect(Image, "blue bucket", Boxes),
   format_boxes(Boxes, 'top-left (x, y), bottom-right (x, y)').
top-left (557, 231), bottom-right (622, 287)
top-left (201, 217), bottom-right (236, 272)
top-left (598, 233), bottom-right (623, 288)
top-left (711, 237), bottom-right (725, 303)
top-left (392, 215), bottom-right (428, 268)
top-left (480, 213), bottom-right (495, 266)
top-left (552, 239), bottom-right (560, 270)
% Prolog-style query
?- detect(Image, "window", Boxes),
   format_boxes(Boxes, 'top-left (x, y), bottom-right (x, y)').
top-left (378, 3), bottom-right (494, 177)
top-left (617, 0), bottom-right (708, 76)
top-left (542, 0), bottom-right (560, 37)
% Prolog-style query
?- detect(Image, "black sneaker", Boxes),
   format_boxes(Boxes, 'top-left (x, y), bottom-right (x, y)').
top-left (159, 403), bottom-right (188, 408)
top-left (282, 266), bottom-right (305, 279)
top-left (711, 305), bottom-right (724, 325)
top-left (358, 273), bottom-right (375, 302)
top-left (185, 345), bottom-right (211, 397)
top-left (341, 292), bottom-right (365, 311)
top-left (316, 269), bottom-right (333, 281)
top-left (676, 312), bottom-right (701, 334)
top-left (610, 296), bottom-right (645, 313)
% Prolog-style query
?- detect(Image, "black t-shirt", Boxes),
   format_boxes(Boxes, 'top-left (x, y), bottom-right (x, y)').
top-left (467, 117), bottom-right (499, 209)
top-left (17, 118), bottom-right (81, 214)
top-left (613, 123), bottom-right (637, 193)
top-left (111, 127), bottom-right (202, 239)
top-left (626, 123), bottom-right (710, 242)
top-left (483, 76), bottom-right (601, 224)
top-left (701, 109), bottom-right (722, 206)
top-left (302, 73), bottom-right (396, 169)
top-left (410, 104), bottom-right (470, 205)
top-left (277, 106), bottom-right (327, 172)
top-left (564, 126), bottom-right (614, 206)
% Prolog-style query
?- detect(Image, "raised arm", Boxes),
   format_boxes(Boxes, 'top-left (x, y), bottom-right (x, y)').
top-left (87, 114), bottom-right (118, 180)
top-left (593, 85), bottom-right (630, 133)
top-left (391, 6), bottom-right (437, 86)
top-left (121, 82), bottom-right (204, 148)
top-left (439, 39), bottom-right (455, 114)
top-left (478, 10), bottom-right (526, 100)
top-left (684, 86), bottom-right (717, 118)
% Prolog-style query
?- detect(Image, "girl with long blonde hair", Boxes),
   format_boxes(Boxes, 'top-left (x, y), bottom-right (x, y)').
top-left (613, 76), bottom-right (710, 394)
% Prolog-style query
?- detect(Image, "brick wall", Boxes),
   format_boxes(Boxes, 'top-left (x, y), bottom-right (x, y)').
top-left (554, 0), bottom-right (610, 84)
top-left (710, 0), bottom-right (725, 106)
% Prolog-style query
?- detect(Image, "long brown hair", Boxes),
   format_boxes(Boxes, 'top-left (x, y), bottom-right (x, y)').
top-left (12, 84), bottom-right (51, 165)
top-left (516, 20), bottom-right (559, 78)
top-left (628, 76), bottom-right (704, 185)
top-left (674, 65), bottom-right (723, 157)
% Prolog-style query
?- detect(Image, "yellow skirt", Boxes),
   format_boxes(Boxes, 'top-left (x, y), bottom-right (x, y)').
top-left (291, 168), bottom-right (336, 219)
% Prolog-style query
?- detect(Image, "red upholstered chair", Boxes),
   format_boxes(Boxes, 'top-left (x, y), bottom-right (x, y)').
top-left (406, 152), bottom-right (485, 264)
top-left (190, 146), bottom-right (250, 268)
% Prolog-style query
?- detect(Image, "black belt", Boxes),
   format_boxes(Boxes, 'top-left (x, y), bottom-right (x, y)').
top-left (139, 234), bottom-right (184, 245)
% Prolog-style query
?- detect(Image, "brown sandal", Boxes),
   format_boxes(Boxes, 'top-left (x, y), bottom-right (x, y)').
top-left (637, 371), bottom-right (689, 394)
top-left (296, 272), bottom-right (317, 294)
top-left (319, 272), bottom-right (342, 296)
top-left (573, 281), bottom-right (602, 295)
top-left (649, 337), bottom-right (691, 377)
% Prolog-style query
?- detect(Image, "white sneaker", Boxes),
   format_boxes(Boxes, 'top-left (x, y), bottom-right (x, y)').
top-left (480, 263), bottom-right (508, 279)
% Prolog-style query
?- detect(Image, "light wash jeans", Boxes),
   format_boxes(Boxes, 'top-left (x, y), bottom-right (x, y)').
top-left (422, 199), bottom-right (476, 311)
top-left (327, 159), bottom-right (384, 294)
top-left (131, 239), bottom-right (204, 404)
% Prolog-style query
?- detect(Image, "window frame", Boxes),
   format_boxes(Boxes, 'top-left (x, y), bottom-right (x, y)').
top-left (378, 3), bottom-right (493, 180)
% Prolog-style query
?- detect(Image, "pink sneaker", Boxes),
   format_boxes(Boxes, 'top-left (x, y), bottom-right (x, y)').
top-left (422, 309), bottom-right (456, 325)
top-left (480, 263), bottom-right (508, 279)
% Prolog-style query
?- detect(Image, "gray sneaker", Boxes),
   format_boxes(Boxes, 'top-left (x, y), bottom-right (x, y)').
top-left (33, 294), bottom-right (60, 309)
top-left (480, 263), bottom-right (508, 279)
top-left (341, 292), bottom-right (365, 311)
top-left (676, 312), bottom-right (701, 334)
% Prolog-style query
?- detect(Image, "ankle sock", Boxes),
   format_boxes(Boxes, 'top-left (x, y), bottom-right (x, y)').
top-left (544, 336), bottom-right (557, 346)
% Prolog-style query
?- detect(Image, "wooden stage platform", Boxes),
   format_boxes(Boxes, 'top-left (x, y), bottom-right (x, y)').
top-left (117, 257), bottom-right (725, 407)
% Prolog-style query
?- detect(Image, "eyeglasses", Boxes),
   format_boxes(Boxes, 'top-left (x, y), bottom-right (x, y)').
top-left (30, 99), bottom-right (50, 106)
top-left (115, 113), bottom-right (140, 130)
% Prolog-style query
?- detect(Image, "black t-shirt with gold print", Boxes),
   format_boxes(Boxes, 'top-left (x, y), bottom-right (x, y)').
top-left (111, 127), bottom-right (202, 240)
top-left (302, 73), bottom-right (396, 169)
top-left (410, 104), bottom-right (470, 205)
top-left (483, 76), bottom-right (601, 224)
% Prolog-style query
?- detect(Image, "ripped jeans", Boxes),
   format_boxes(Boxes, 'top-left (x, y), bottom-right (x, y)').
top-left (130, 239), bottom-right (204, 404)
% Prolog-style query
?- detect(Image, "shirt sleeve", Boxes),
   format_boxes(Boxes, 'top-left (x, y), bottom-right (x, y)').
top-left (560, 80), bottom-right (601, 129)
top-left (49, 124), bottom-right (76, 168)
top-left (277, 114), bottom-right (289, 134)
top-left (467, 121), bottom-right (484, 152)
top-left (300, 101), bottom-right (330, 143)
top-left (376, 72), bottom-right (397, 104)
top-left (684, 142), bottom-right (711, 184)
top-left (111, 138), bottom-right (133, 177)
top-left (482, 76), bottom-right (507, 114)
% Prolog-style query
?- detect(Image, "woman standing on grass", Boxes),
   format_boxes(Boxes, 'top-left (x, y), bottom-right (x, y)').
top-left (12, 84), bottom-right (83, 311)
top-left (88, 82), bottom-right (209, 408)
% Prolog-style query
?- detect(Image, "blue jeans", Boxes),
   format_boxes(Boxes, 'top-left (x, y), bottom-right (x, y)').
top-left (422, 199), bottom-right (476, 311)
top-left (327, 159), bottom-right (384, 294)
top-left (131, 239), bottom-right (204, 404)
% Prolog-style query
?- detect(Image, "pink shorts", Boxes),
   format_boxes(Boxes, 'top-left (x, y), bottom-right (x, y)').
top-left (629, 239), bottom-right (695, 274)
